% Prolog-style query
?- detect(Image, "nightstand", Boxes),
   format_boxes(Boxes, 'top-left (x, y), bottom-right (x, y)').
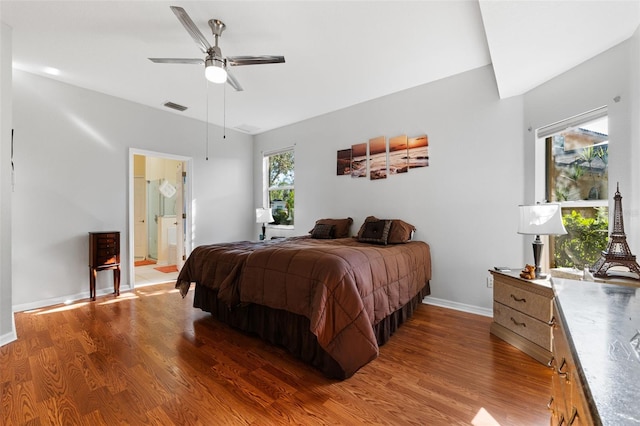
top-left (489, 270), bottom-right (554, 365)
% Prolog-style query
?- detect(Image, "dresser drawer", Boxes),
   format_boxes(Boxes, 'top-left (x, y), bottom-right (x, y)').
top-left (96, 238), bottom-right (117, 247)
top-left (494, 279), bottom-right (553, 322)
top-left (96, 251), bottom-right (118, 265)
top-left (550, 368), bottom-right (570, 424)
top-left (494, 301), bottom-right (552, 350)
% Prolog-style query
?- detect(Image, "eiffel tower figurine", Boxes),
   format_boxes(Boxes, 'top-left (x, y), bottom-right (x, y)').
top-left (591, 183), bottom-right (640, 280)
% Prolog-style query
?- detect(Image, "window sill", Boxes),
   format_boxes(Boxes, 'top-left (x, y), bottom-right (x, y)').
top-left (267, 224), bottom-right (294, 230)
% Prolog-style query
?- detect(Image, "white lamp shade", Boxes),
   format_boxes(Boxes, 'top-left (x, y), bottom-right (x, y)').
top-left (518, 203), bottom-right (567, 235)
top-left (256, 208), bottom-right (274, 224)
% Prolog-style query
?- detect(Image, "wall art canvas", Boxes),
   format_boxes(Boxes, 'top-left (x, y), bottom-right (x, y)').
top-left (369, 136), bottom-right (387, 180)
top-left (389, 135), bottom-right (409, 174)
top-left (351, 142), bottom-right (367, 178)
top-left (408, 135), bottom-right (429, 169)
top-left (337, 148), bottom-right (351, 175)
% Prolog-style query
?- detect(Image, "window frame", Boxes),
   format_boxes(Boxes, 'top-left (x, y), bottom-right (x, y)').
top-left (262, 147), bottom-right (295, 229)
top-left (535, 106), bottom-right (609, 269)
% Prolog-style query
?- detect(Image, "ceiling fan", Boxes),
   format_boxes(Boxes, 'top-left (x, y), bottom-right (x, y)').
top-left (149, 6), bottom-right (285, 92)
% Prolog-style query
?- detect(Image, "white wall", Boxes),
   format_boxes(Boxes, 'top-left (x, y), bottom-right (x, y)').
top-left (523, 30), bottom-right (640, 256)
top-left (629, 26), bottom-right (640, 255)
top-left (0, 22), bottom-right (16, 344)
top-left (254, 65), bottom-right (526, 315)
top-left (11, 70), bottom-right (254, 310)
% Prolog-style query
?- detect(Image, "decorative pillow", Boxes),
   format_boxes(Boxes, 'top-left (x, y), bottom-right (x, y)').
top-left (310, 218), bottom-right (353, 238)
top-left (357, 216), bottom-right (416, 244)
top-left (387, 219), bottom-right (416, 244)
top-left (357, 219), bottom-right (392, 245)
top-left (357, 216), bottom-right (380, 238)
top-left (310, 223), bottom-right (335, 239)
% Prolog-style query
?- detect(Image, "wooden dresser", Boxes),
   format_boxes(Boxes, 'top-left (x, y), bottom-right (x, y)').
top-left (549, 299), bottom-right (593, 425)
top-left (89, 231), bottom-right (120, 301)
top-left (549, 278), bottom-right (640, 425)
top-left (489, 270), bottom-right (554, 365)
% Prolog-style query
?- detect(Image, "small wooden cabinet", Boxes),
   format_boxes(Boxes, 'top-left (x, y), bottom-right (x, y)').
top-left (489, 270), bottom-right (554, 365)
top-left (89, 231), bottom-right (120, 301)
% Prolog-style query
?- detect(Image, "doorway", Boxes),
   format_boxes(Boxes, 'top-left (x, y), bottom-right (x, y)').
top-left (128, 148), bottom-right (192, 288)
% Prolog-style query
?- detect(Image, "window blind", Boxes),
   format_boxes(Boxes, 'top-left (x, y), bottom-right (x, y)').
top-left (536, 106), bottom-right (608, 139)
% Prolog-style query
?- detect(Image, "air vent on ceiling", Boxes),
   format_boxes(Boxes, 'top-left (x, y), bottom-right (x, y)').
top-left (163, 101), bottom-right (188, 112)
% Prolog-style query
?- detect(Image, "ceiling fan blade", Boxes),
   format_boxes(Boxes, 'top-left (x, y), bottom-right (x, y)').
top-left (227, 56), bottom-right (285, 66)
top-left (226, 71), bottom-right (244, 92)
top-left (170, 6), bottom-right (212, 54)
top-left (148, 58), bottom-right (204, 64)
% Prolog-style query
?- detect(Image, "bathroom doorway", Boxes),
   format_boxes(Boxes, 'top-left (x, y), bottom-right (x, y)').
top-left (128, 148), bottom-right (192, 288)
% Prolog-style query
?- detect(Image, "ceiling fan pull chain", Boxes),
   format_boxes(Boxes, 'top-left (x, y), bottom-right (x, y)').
top-left (206, 80), bottom-right (209, 160)
top-left (223, 82), bottom-right (226, 140)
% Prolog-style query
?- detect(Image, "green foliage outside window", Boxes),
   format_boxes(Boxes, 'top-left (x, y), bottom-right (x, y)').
top-left (549, 134), bottom-right (608, 203)
top-left (269, 189), bottom-right (294, 225)
top-left (268, 151), bottom-right (294, 225)
top-left (553, 208), bottom-right (609, 269)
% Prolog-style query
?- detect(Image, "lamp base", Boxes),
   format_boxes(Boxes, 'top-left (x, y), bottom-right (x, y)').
top-left (532, 235), bottom-right (543, 279)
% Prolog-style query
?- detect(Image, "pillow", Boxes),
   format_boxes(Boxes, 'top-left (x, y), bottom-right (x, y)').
top-left (387, 219), bottom-right (416, 244)
top-left (310, 223), bottom-right (335, 239)
top-left (357, 219), bottom-right (392, 245)
top-left (357, 216), bottom-right (380, 238)
top-left (357, 216), bottom-right (416, 244)
top-left (310, 217), bottom-right (353, 238)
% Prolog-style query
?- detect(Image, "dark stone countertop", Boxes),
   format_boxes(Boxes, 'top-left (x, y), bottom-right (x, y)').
top-left (552, 277), bottom-right (640, 425)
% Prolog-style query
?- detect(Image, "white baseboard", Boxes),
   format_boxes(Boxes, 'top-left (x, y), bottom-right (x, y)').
top-left (0, 313), bottom-right (17, 347)
top-left (13, 285), bottom-right (132, 313)
top-left (422, 296), bottom-right (493, 318)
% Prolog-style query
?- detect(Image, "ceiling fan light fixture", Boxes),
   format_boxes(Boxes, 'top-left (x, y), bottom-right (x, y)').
top-left (205, 57), bottom-right (227, 83)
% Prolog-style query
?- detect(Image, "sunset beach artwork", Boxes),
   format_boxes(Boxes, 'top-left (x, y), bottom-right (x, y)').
top-left (369, 136), bottom-right (387, 180)
top-left (351, 142), bottom-right (367, 178)
top-left (389, 135), bottom-right (409, 174)
top-left (408, 135), bottom-right (429, 169)
top-left (336, 148), bottom-right (351, 175)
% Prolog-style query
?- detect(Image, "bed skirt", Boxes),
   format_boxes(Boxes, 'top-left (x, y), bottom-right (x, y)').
top-left (192, 281), bottom-right (431, 379)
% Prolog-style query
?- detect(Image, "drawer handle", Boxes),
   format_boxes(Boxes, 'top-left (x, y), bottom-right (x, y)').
top-left (568, 408), bottom-right (579, 424)
top-left (510, 294), bottom-right (526, 303)
top-left (548, 316), bottom-right (556, 326)
top-left (510, 317), bottom-right (526, 328)
top-left (547, 396), bottom-right (554, 410)
top-left (547, 356), bottom-right (555, 368)
top-left (557, 358), bottom-right (569, 380)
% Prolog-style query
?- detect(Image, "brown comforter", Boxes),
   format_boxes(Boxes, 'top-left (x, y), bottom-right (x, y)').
top-left (176, 237), bottom-right (431, 377)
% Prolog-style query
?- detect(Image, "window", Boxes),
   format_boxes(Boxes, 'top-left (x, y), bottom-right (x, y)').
top-left (538, 107), bottom-right (609, 269)
top-left (263, 149), bottom-right (294, 226)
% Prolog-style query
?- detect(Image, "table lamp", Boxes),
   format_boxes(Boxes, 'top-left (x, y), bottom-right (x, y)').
top-left (518, 203), bottom-right (567, 278)
top-left (256, 208), bottom-right (274, 240)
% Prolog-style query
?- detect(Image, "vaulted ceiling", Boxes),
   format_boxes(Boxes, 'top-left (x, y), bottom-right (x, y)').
top-left (2, 1), bottom-right (639, 134)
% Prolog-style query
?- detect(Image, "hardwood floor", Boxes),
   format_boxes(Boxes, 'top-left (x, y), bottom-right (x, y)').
top-left (1, 283), bottom-right (552, 425)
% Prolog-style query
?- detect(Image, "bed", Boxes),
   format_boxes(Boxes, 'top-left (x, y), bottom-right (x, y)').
top-left (176, 217), bottom-right (432, 379)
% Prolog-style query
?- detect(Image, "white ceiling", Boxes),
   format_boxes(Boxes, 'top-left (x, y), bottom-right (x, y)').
top-left (2, 1), bottom-right (639, 135)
